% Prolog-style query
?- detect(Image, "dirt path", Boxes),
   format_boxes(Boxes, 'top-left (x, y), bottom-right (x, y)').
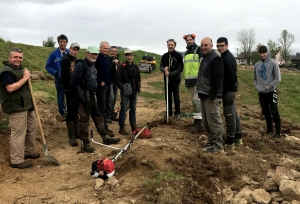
top-left (1, 71), bottom-right (300, 204)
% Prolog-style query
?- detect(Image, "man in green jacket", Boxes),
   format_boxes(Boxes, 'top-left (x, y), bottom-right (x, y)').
top-left (0, 48), bottom-right (40, 169)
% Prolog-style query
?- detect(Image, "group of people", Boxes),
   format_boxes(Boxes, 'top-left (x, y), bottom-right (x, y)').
top-left (0, 33), bottom-right (281, 169)
top-left (160, 35), bottom-right (281, 153)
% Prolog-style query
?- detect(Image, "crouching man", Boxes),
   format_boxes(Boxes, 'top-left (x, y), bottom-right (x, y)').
top-left (69, 46), bottom-right (120, 153)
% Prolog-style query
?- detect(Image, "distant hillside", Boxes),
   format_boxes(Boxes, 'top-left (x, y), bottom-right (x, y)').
top-left (0, 41), bottom-right (162, 74)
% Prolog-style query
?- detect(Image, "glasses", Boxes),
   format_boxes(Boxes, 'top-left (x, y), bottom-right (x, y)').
top-left (216, 45), bottom-right (226, 48)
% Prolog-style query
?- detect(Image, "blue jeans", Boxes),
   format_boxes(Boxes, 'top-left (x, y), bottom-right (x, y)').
top-left (118, 90), bottom-right (137, 126)
top-left (54, 76), bottom-right (66, 115)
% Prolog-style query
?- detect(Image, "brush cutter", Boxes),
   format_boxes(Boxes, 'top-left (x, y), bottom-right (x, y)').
top-left (90, 123), bottom-right (151, 180)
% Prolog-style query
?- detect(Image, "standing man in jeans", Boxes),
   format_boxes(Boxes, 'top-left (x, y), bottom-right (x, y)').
top-left (46, 34), bottom-right (69, 116)
top-left (95, 41), bottom-right (112, 124)
top-left (183, 34), bottom-right (203, 133)
top-left (0, 48), bottom-right (40, 169)
top-left (254, 45), bottom-right (281, 138)
top-left (196, 37), bottom-right (224, 153)
top-left (160, 39), bottom-right (184, 121)
top-left (115, 50), bottom-right (141, 135)
top-left (216, 37), bottom-right (243, 147)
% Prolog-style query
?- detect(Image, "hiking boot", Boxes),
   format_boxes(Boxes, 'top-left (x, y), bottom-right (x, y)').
top-left (24, 153), bottom-right (40, 159)
top-left (205, 147), bottom-right (224, 154)
top-left (234, 139), bottom-right (243, 145)
top-left (201, 142), bottom-right (213, 150)
top-left (175, 114), bottom-right (180, 120)
top-left (10, 161), bottom-right (33, 169)
top-left (106, 118), bottom-right (112, 124)
top-left (273, 133), bottom-right (281, 138)
top-left (189, 119), bottom-right (202, 133)
top-left (82, 144), bottom-right (95, 153)
top-left (102, 135), bottom-right (121, 145)
top-left (119, 125), bottom-right (129, 135)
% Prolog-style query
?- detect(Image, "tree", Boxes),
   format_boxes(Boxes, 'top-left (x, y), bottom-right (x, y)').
top-left (236, 28), bottom-right (256, 65)
top-left (267, 39), bottom-right (281, 59)
top-left (278, 30), bottom-right (296, 63)
top-left (43, 36), bottom-right (55, 47)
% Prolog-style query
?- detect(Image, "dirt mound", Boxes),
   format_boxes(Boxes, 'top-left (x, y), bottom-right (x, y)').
top-left (1, 71), bottom-right (300, 203)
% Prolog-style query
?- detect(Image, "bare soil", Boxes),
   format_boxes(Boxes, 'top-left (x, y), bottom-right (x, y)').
top-left (1, 70), bottom-right (300, 204)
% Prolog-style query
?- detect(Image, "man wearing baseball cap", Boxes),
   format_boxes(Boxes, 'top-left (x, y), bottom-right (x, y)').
top-left (60, 42), bottom-right (80, 147)
top-left (69, 46), bottom-right (120, 153)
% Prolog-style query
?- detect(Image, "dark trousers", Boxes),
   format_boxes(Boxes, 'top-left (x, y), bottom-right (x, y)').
top-left (96, 85), bottom-right (111, 120)
top-left (222, 92), bottom-right (242, 138)
top-left (64, 90), bottom-right (79, 121)
top-left (108, 83), bottom-right (118, 119)
top-left (54, 76), bottom-right (66, 115)
top-left (119, 90), bottom-right (137, 126)
top-left (258, 89), bottom-right (281, 134)
top-left (164, 81), bottom-right (180, 116)
top-left (78, 93), bottom-right (107, 145)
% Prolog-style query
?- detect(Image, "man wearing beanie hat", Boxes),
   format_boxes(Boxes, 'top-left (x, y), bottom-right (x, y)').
top-left (60, 42), bottom-right (80, 147)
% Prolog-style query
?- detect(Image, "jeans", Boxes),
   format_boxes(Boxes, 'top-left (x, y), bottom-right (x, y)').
top-left (96, 85), bottom-right (111, 120)
top-left (259, 89), bottom-right (281, 134)
top-left (108, 83), bottom-right (118, 118)
top-left (55, 76), bottom-right (66, 115)
top-left (119, 90), bottom-right (137, 126)
top-left (64, 90), bottom-right (79, 122)
top-left (200, 97), bottom-right (223, 151)
top-left (164, 81), bottom-right (180, 116)
top-left (222, 92), bottom-right (242, 138)
top-left (187, 86), bottom-right (202, 119)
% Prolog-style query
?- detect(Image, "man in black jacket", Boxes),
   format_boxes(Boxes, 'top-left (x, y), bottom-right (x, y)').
top-left (196, 37), bottom-right (224, 153)
top-left (115, 50), bottom-right (141, 135)
top-left (60, 42), bottom-right (80, 147)
top-left (69, 46), bottom-right (120, 153)
top-left (217, 37), bottom-right (242, 147)
top-left (160, 39), bottom-right (184, 121)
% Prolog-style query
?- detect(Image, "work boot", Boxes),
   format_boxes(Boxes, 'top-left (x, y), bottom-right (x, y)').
top-left (189, 119), bottom-right (203, 133)
top-left (66, 121), bottom-right (79, 146)
top-left (82, 144), bottom-right (95, 153)
top-left (119, 125), bottom-right (129, 135)
top-left (73, 117), bottom-right (80, 139)
top-left (102, 135), bottom-right (121, 145)
top-left (10, 161), bottom-right (33, 169)
top-left (130, 123), bottom-right (138, 132)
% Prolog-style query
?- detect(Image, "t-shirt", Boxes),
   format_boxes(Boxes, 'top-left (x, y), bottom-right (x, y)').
top-left (1, 71), bottom-right (16, 86)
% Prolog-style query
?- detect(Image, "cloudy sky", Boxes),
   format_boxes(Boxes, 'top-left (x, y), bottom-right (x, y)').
top-left (0, 0), bottom-right (299, 56)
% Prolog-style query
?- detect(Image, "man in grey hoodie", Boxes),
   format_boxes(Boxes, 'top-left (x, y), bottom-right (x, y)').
top-left (254, 45), bottom-right (281, 138)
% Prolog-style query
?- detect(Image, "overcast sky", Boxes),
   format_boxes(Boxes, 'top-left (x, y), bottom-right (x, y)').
top-left (0, 0), bottom-right (299, 56)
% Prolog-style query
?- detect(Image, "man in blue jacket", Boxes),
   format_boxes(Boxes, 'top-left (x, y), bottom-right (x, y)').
top-left (45, 34), bottom-right (69, 116)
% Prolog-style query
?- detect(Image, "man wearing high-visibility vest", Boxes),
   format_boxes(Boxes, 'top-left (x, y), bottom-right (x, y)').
top-left (183, 34), bottom-right (203, 133)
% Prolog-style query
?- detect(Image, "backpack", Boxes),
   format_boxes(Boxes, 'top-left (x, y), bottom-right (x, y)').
top-left (90, 158), bottom-right (115, 180)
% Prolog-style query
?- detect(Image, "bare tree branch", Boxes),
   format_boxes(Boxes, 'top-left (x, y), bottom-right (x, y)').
top-left (236, 28), bottom-right (256, 65)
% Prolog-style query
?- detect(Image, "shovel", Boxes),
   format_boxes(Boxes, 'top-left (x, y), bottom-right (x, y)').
top-left (28, 79), bottom-right (60, 165)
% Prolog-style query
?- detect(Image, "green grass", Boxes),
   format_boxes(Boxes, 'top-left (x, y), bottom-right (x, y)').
top-left (146, 171), bottom-right (182, 188)
top-left (237, 68), bottom-right (300, 123)
top-left (31, 80), bottom-right (57, 102)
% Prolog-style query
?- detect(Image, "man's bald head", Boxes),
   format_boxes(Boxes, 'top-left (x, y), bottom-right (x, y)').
top-left (200, 37), bottom-right (213, 54)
